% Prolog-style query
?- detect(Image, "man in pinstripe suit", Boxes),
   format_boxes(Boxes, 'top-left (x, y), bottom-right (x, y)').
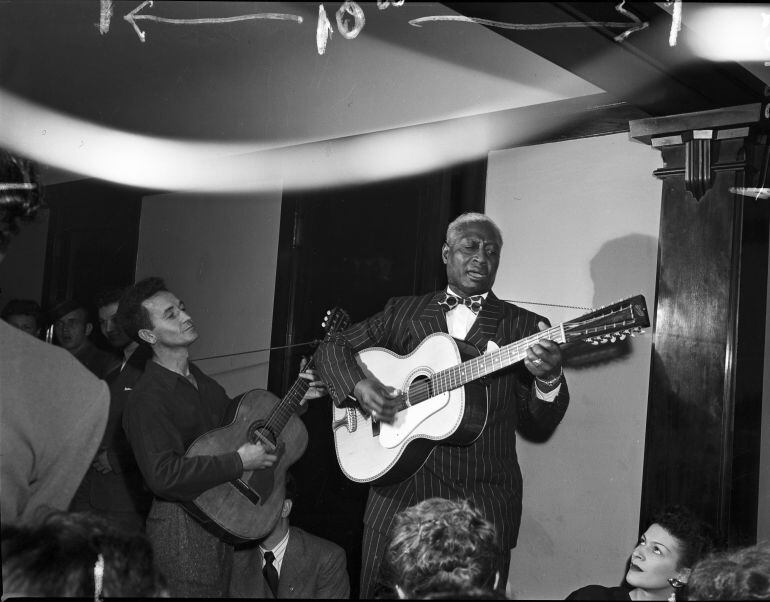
top-left (316, 212), bottom-right (569, 598)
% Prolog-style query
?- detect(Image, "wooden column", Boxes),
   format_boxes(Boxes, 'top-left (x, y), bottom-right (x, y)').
top-left (630, 104), bottom-right (770, 546)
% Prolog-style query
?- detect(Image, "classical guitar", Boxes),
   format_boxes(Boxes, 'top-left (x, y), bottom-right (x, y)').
top-left (184, 308), bottom-right (350, 544)
top-left (332, 295), bottom-right (650, 486)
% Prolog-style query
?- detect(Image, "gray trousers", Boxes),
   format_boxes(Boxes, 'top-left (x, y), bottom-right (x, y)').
top-left (147, 499), bottom-right (233, 597)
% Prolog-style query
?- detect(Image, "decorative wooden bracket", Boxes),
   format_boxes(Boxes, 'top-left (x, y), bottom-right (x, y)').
top-left (684, 131), bottom-right (713, 202)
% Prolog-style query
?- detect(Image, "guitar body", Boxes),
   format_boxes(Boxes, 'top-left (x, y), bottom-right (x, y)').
top-left (332, 294), bottom-right (650, 486)
top-left (332, 332), bottom-right (488, 486)
top-left (183, 388), bottom-right (308, 544)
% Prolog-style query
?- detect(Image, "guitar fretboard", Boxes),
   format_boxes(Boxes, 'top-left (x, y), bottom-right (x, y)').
top-left (263, 361), bottom-right (311, 434)
top-left (407, 325), bottom-right (565, 405)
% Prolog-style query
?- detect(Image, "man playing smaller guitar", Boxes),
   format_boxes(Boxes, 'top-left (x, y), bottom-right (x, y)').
top-left (118, 277), bottom-right (324, 597)
top-left (316, 212), bottom-right (570, 598)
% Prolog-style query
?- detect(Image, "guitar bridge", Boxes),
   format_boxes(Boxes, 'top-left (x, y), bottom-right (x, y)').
top-left (231, 478), bottom-right (261, 506)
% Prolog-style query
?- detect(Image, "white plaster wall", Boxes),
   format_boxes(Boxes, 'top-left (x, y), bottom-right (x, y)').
top-left (485, 132), bottom-right (662, 599)
top-left (136, 190), bottom-right (281, 397)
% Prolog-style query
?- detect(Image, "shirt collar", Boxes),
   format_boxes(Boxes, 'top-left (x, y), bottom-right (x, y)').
top-left (446, 286), bottom-right (489, 300)
top-left (145, 358), bottom-right (199, 389)
top-left (260, 528), bottom-right (291, 567)
top-left (123, 341), bottom-right (139, 362)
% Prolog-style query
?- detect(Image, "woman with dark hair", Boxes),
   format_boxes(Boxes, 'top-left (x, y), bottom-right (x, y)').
top-left (567, 506), bottom-right (713, 601)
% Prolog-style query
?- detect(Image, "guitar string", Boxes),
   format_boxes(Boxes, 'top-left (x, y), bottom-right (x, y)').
top-left (194, 301), bottom-right (590, 362)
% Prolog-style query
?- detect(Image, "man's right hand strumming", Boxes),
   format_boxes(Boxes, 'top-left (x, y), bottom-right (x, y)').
top-left (353, 378), bottom-right (401, 424)
top-left (237, 441), bottom-right (278, 471)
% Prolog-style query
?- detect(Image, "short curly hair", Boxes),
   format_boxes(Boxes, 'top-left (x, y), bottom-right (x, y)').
top-left (0, 150), bottom-right (42, 253)
top-left (381, 497), bottom-right (501, 598)
top-left (115, 277), bottom-right (168, 343)
top-left (651, 505), bottom-right (714, 569)
top-left (1, 511), bottom-right (167, 597)
top-left (445, 213), bottom-right (503, 248)
top-left (687, 542), bottom-right (770, 600)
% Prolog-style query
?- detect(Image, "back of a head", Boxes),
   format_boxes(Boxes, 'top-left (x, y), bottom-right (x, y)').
top-left (382, 497), bottom-right (501, 599)
top-left (1, 511), bottom-right (167, 598)
top-left (687, 542), bottom-right (770, 600)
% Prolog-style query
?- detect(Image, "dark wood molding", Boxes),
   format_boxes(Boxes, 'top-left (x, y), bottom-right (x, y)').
top-left (630, 106), bottom-right (770, 545)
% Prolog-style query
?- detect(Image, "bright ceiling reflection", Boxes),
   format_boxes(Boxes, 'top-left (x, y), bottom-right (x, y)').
top-left (0, 87), bottom-right (588, 193)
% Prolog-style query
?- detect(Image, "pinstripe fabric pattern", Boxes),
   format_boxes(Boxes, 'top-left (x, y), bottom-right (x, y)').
top-left (316, 290), bottom-right (570, 598)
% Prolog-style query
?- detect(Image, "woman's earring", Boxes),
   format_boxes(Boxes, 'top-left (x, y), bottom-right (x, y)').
top-left (667, 577), bottom-right (686, 601)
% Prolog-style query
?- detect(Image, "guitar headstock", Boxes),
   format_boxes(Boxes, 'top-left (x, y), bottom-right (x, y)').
top-left (321, 307), bottom-right (351, 337)
top-left (563, 295), bottom-right (650, 346)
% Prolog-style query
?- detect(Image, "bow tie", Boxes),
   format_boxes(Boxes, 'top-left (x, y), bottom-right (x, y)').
top-left (438, 292), bottom-right (485, 315)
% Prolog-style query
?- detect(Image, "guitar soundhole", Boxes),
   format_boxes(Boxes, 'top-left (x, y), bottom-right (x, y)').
top-left (407, 374), bottom-right (432, 407)
top-left (247, 420), bottom-right (277, 449)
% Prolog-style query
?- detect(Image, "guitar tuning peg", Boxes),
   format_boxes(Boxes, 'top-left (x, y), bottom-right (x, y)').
top-left (619, 333), bottom-right (627, 340)
top-left (610, 335), bottom-right (617, 343)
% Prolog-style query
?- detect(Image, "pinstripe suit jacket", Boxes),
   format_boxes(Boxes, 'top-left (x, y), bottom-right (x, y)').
top-left (316, 290), bottom-right (569, 551)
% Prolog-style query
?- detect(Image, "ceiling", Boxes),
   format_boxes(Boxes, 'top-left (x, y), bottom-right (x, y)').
top-left (0, 2), bottom-right (766, 188)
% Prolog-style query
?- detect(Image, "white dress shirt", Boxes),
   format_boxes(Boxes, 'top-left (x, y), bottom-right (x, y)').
top-left (260, 529), bottom-right (290, 576)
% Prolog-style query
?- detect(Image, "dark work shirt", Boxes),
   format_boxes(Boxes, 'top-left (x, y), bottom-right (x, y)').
top-left (122, 360), bottom-right (243, 502)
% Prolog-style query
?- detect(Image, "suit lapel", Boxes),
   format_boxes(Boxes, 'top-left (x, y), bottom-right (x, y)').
top-left (277, 527), bottom-right (304, 598)
top-left (465, 291), bottom-right (505, 352)
top-left (408, 291), bottom-right (448, 342)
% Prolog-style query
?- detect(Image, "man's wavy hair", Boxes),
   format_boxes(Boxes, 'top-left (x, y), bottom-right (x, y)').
top-left (115, 277), bottom-right (168, 343)
top-left (381, 497), bottom-right (501, 598)
top-left (687, 542), bottom-right (770, 600)
top-left (0, 150), bottom-right (41, 253)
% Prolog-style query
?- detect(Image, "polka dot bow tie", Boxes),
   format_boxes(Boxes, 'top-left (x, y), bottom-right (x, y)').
top-left (438, 292), bottom-right (485, 315)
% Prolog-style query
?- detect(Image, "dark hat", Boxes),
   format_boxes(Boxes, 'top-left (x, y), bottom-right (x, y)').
top-left (48, 298), bottom-right (87, 323)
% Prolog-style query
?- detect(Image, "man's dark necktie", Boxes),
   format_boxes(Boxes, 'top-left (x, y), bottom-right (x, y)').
top-left (438, 292), bottom-right (484, 315)
top-left (263, 550), bottom-right (279, 597)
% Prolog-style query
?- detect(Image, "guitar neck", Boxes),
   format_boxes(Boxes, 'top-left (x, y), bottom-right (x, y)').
top-left (265, 357), bottom-right (314, 435)
top-left (431, 325), bottom-right (565, 396)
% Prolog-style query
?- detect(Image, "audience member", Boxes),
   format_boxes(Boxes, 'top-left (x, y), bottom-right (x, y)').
top-left (567, 506), bottom-right (713, 601)
top-left (70, 286), bottom-right (153, 532)
top-left (0, 149), bottom-right (109, 526)
top-left (117, 276), bottom-right (279, 596)
top-left (229, 472), bottom-right (350, 598)
top-left (1, 510), bottom-right (168, 598)
top-left (687, 541), bottom-right (770, 600)
top-left (50, 297), bottom-right (120, 378)
top-left (379, 497), bottom-right (502, 599)
top-left (1, 298), bottom-right (42, 337)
